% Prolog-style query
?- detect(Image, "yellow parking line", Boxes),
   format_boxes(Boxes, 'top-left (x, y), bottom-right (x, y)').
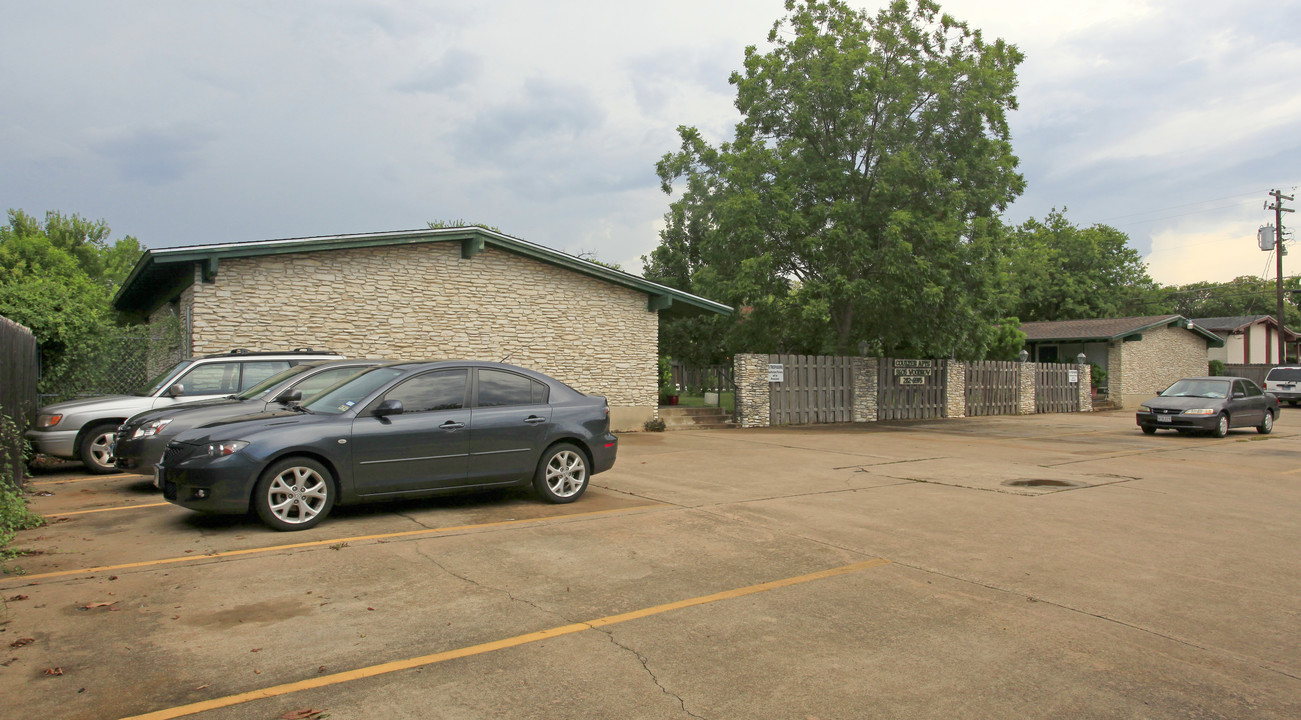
top-left (50, 503), bottom-right (171, 516)
top-left (27, 474), bottom-right (149, 486)
top-left (118, 557), bottom-right (891, 720)
top-left (2, 504), bottom-right (662, 585)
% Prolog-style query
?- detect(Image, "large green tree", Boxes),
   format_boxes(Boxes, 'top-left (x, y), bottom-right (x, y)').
top-left (1004, 209), bottom-right (1159, 322)
top-left (0, 210), bottom-right (144, 372)
top-left (647, 0), bottom-right (1025, 360)
top-left (1158, 275), bottom-right (1301, 328)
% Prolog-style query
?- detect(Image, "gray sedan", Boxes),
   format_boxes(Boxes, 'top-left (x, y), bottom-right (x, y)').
top-left (1135, 376), bottom-right (1278, 437)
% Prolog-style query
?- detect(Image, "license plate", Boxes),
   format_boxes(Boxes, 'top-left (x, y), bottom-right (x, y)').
top-left (1157, 415), bottom-right (1172, 423)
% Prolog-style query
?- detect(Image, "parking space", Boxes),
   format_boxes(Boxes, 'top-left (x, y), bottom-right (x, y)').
top-left (3, 411), bottom-right (1299, 719)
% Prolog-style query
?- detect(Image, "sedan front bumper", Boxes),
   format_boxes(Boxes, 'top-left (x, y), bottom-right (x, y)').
top-left (24, 429), bottom-right (78, 460)
top-left (160, 443), bottom-right (262, 515)
top-left (1135, 410), bottom-right (1219, 432)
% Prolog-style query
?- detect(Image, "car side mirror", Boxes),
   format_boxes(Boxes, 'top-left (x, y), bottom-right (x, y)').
top-left (374, 399), bottom-right (404, 417)
top-left (274, 389), bottom-right (303, 404)
top-left (167, 383), bottom-right (184, 397)
top-left (1233, 391), bottom-right (1246, 399)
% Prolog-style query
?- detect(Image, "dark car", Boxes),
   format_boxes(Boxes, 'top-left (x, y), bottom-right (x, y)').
top-left (1135, 376), bottom-right (1278, 437)
top-left (114, 359), bottom-right (383, 481)
top-left (158, 361), bottom-right (618, 530)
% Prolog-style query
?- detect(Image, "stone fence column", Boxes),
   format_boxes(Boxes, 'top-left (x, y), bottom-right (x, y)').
top-left (945, 360), bottom-right (967, 418)
top-left (733, 354), bottom-right (771, 428)
top-left (1019, 361), bottom-right (1036, 414)
top-left (1077, 363), bottom-right (1093, 412)
top-left (852, 357), bottom-right (879, 423)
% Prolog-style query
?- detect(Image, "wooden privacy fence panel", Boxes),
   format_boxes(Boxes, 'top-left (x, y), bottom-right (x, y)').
top-left (966, 361), bottom-right (1020, 416)
top-left (768, 354), bottom-right (854, 425)
top-left (879, 358), bottom-right (947, 420)
top-left (1221, 364), bottom-right (1269, 386)
top-left (1036, 363), bottom-right (1080, 413)
top-left (1, 315), bottom-right (40, 487)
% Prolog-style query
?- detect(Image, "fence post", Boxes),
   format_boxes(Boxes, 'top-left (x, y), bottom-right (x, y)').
top-left (1078, 363), bottom-right (1093, 412)
top-left (852, 357), bottom-right (878, 423)
top-left (1019, 361), bottom-right (1036, 414)
top-left (733, 354), bottom-right (771, 428)
top-left (945, 361), bottom-right (967, 418)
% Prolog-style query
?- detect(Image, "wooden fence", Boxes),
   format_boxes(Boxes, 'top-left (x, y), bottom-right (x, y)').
top-left (768, 354), bottom-right (854, 425)
top-left (1221, 364), bottom-right (1269, 385)
top-left (878, 358), bottom-right (946, 420)
top-left (1035, 363), bottom-right (1080, 413)
top-left (1, 316), bottom-right (40, 487)
top-left (966, 361), bottom-right (1020, 416)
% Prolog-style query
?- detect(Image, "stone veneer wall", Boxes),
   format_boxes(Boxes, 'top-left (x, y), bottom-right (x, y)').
top-left (1077, 364), bottom-right (1093, 412)
top-left (852, 357), bottom-right (878, 422)
top-left (1018, 361), bottom-right (1036, 414)
top-left (1115, 324), bottom-right (1210, 410)
top-left (161, 243), bottom-right (658, 431)
top-left (734, 354), bottom-right (771, 428)
top-left (945, 361), bottom-right (966, 418)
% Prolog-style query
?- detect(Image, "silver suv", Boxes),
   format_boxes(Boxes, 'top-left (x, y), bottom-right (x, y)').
top-left (1263, 366), bottom-right (1301, 407)
top-left (25, 349), bottom-right (342, 474)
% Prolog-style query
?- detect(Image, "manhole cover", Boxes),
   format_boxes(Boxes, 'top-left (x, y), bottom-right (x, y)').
top-left (1002, 478), bottom-right (1083, 488)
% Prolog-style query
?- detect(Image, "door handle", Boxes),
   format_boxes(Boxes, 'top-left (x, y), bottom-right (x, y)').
top-left (523, 416), bottom-right (547, 425)
top-left (439, 421), bottom-right (465, 431)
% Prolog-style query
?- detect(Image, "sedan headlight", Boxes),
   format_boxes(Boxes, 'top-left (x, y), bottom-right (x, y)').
top-left (1182, 408), bottom-right (1217, 415)
top-left (132, 418), bottom-right (174, 439)
top-left (36, 414), bottom-right (63, 429)
top-left (206, 441), bottom-right (249, 457)
top-left (1139, 405), bottom-right (1152, 412)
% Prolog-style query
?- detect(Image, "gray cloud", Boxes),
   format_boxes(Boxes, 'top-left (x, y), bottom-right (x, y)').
top-left (90, 125), bottom-right (213, 186)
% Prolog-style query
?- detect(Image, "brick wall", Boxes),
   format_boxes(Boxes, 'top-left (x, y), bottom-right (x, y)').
top-left (156, 243), bottom-right (658, 430)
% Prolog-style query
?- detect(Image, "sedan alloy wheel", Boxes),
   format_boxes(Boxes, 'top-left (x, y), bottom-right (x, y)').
top-left (254, 458), bottom-right (336, 531)
top-left (535, 444), bottom-right (588, 503)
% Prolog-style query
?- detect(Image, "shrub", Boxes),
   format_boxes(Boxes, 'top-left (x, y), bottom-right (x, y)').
top-left (643, 417), bottom-right (666, 432)
top-left (1208, 359), bottom-right (1225, 376)
top-left (0, 413), bottom-right (43, 556)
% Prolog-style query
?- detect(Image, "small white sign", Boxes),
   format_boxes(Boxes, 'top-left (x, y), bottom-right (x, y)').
top-left (768, 363), bottom-right (785, 383)
top-left (1068, 370), bottom-right (1079, 384)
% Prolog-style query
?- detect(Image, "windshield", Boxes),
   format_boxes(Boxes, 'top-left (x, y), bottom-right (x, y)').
top-left (236, 364), bottom-right (315, 400)
top-left (1160, 379), bottom-right (1229, 399)
top-left (136, 361), bottom-right (192, 396)
top-left (303, 367), bottom-right (405, 415)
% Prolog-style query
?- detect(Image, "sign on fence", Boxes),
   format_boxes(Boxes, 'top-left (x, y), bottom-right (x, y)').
top-left (893, 359), bottom-right (935, 386)
top-left (768, 364), bottom-right (785, 382)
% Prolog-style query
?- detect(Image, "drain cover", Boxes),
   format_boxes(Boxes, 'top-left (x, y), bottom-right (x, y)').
top-left (1002, 478), bottom-right (1083, 488)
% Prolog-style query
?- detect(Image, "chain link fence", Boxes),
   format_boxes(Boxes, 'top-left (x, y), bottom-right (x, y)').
top-left (38, 318), bottom-right (185, 405)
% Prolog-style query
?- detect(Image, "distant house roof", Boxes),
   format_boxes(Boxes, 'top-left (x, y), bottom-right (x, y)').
top-left (113, 227), bottom-right (732, 319)
top-left (1189, 315), bottom-right (1300, 339)
top-left (1020, 315), bottom-right (1224, 347)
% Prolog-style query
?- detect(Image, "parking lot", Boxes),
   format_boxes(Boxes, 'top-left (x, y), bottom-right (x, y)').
top-left (2, 410), bottom-right (1299, 719)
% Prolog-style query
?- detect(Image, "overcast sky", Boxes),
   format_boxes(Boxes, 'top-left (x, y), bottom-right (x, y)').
top-left (2, 0), bottom-right (1299, 289)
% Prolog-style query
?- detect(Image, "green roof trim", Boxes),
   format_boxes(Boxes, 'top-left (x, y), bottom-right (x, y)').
top-left (113, 227), bottom-right (732, 319)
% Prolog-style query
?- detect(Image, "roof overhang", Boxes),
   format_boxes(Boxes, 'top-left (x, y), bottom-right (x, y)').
top-left (114, 227), bottom-right (732, 320)
top-left (1022, 316), bottom-right (1225, 348)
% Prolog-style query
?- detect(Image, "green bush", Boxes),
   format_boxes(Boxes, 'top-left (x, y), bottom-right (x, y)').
top-left (1208, 359), bottom-right (1225, 376)
top-left (0, 412), bottom-right (43, 556)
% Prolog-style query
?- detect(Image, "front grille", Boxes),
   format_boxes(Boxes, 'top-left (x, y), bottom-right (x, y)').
top-left (162, 442), bottom-right (197, 467)
top-left (162, 480), bottom-right (177, 501)
top-left (1151, 408), bottom-right (1182, 415)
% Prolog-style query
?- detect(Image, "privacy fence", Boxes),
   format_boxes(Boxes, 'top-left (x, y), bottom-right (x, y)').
top-left (733, 354), bottom-right (1090, 428)
top-left (1, 315), bottom-right (40, 487)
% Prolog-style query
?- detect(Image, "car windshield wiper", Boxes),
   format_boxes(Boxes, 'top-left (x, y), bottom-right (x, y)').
top-left (288, 404), bottom-right (314, 414)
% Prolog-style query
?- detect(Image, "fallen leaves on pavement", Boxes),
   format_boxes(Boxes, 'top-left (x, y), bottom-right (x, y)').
top-left (280, 709), bottom-right (328, 720)
top-left (9, 638), bottom-right (34, 649)
top-left (79, 602), bottom-right (118, 611)
top-left (43, 667), bottom-right (64, 676)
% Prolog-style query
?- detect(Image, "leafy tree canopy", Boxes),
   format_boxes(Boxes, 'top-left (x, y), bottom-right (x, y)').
top-left (647, 0), bottom-right (1026, 361)
top-left (1157, 275), bottom-right (1301, 329)
top-left (1005, 209), bottom-right (1159, 322)
top-left (0, 210), bottom-right (144, 370)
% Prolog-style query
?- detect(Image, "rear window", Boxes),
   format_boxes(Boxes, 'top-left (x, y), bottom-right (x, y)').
top-left (1266, 367), bottom-right (1301, 382)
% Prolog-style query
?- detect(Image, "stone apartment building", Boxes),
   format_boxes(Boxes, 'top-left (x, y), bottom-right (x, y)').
top-left (113, 227), bottom-right (730, 430)
top-left (1019, 315), bottom-right (1223, 409)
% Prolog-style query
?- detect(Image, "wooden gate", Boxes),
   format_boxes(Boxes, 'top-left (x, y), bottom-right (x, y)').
top-left (878, 358), bottom-right (947, 420)
top-left (1036, 363), bottom-right (1081, 413)
top-left (966, 361), bottom-right (1020, 416)
top-left (768, 354), bottom-right (854, 425)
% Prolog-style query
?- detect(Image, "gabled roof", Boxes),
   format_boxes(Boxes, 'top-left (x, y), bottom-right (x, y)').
top-left (113, 227), bottom-right (731, 319)
top-left (1020, 315), bottom-right (1224, 347)
top-left (1189, 315), bottom-right (1299, 340)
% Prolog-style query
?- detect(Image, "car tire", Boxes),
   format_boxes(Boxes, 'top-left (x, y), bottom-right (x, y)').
top-left (78, 423), bottom-right (121, 475)
top-left (1257, 411), bottom-right (1274, 435)
top-left (1211, 413), bottom-right (1229, 438)
top-left (1140, 425), bottom-right (1156, 435)
top-left (253, 457), bottom-right (336, 531)
top-left (533, 443), bottom-right (589, 504)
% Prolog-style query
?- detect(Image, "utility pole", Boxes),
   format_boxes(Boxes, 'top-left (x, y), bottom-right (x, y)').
top-left (1268, 189), bottom-right (1294, 364)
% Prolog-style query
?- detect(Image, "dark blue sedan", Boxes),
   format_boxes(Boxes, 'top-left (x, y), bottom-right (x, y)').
top-left (159, 361), bottom-right (618, 530)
